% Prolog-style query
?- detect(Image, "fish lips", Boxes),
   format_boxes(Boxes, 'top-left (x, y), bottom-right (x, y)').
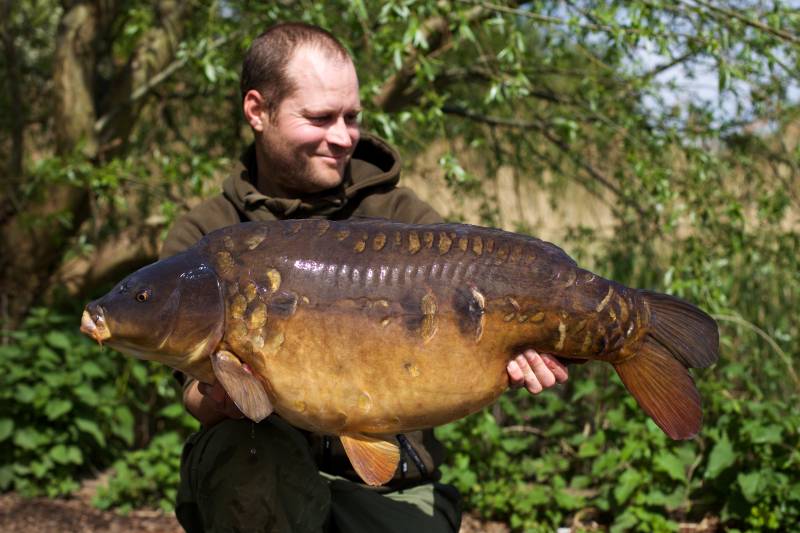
top-left (80, 305), bottom-right (111, 345)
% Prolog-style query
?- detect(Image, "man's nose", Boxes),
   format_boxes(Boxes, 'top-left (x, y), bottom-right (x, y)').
top-left (326, 117), bottom-right (355, 149)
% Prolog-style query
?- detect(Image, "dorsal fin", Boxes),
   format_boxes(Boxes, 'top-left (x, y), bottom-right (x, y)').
top-left (340, 434), bottom-right (399, 486)
top-left (211, 350), bottom-right (273, 423)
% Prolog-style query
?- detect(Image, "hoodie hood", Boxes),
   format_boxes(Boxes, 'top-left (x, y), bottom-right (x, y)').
top-left (222, 133), bottom-right (401, 220)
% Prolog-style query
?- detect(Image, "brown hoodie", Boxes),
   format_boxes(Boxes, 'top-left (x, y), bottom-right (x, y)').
top-left (161, 133), bottom-right (441, 257)
top-left (161, 133), bottom-right (445, 488)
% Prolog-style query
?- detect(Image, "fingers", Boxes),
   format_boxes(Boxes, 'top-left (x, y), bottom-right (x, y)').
top-left (198, 381), bottom-right (245, 419)
top-left (506, 349), bottom-right (569, 395)
top-left (542, 354), bottom-right (569, 383)
top-left (507, 359), bottom-right (525, 389)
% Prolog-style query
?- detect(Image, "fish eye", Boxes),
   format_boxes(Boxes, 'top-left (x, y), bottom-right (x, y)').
top-left (135, 289), bottom-right (151, 302)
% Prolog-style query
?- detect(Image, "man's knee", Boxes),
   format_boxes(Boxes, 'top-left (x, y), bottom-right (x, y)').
top-left (177, 417), bottom-right (330, 532)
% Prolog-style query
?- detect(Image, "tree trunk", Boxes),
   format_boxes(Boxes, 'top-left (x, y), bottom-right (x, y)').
top-left (0, 0), bottom-right (26, 230)
top-left (0, 0), bottom-right (188, 329)
top-left (0, 2), bottom-right (98, 330)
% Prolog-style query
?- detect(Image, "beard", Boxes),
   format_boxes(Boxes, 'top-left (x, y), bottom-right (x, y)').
top-left (258, 131), bottom-right (346, 197)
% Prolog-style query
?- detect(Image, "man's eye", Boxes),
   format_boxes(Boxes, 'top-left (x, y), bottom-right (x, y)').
top-left (345, 113), bottom-right (361, 125)
top-left (309, 115), bottom-right (331, 123)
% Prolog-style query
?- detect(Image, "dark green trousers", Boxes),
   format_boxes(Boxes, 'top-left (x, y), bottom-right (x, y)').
top-left (175, 417), bottom-right (462, 533)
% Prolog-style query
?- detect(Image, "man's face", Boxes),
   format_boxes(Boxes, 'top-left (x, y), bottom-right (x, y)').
top-left (256, 46), bottom-right (361, 196)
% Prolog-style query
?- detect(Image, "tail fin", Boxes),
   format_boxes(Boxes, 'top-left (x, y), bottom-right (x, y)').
top-left (613, 291), bottom-right (719, 440)
top-left (640, 290), bottom-right (719, 368)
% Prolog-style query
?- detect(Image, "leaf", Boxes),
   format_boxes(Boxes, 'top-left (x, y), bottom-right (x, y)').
top-left (203, 61), bottom-right (217, 83)
top-left (738, 471), bottom-right (762, 502)
top-left (571, 379), bottom-right (597, 401)
top-left (45, 331), bottom-right (71, 351)
top-left (50, 444), bottom-right (71, 464)
top-left (158, 402), bottom-right (185, 419)
top-left (43, 372), bottom-right (67, 387)
top-left (13, 427), bottom-right (48, 450)
top-left (705, 434), bottom-right (735, 479)
top-left (610, 509), bottom-right (639, 533)
top-left (114, 406), bottom-right (135, 446)
top-left (45, 399), bottom-right (73, 420)
top-left (75, 417), bottom-right (106, 447)
top-left (522, 484), bottom-right (549, 506)
top-left (0, 465), bottom-right (14, 490)
top-left (36, 346), bottom-right (60, 365)
top-left (80, 361), bottom-right (106, 379)
top-left (554, 488), bottom-right (584, 510)
top-left (131, 363), bottom-right (148, 385)
top-left (50, 444), bottom-right (83, 465)
top-left (749, 424), bottom-right (783, 445)
top-left (74, 383), bottom-right (99, 406)
top-left (654, 451), bottom-right (686, 482)
top-left (0, 418), bottom-right (14, 442)
top-left (30, 460), bottom-right (51, 478)
top-left (642, 488), bottom-right (685, 510)
top-left (15, 384), bottom-right (37, 404)
top-left (65, 445), bottom-right (83, 464)
top-left (614, 469), bottom-right (643, 504)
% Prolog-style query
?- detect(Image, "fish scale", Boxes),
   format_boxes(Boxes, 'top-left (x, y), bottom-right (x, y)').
top-left (81, 218), bottom-right (719, 486)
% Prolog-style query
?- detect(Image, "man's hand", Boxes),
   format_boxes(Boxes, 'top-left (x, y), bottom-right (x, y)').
top-left (184, 379), bottom-right (244, 428)
top-left (507, 349), bottom-right (568, 394)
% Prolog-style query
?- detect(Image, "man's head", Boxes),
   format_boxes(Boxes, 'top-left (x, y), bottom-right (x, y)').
top-left (241, 23), bottom-right (362, 197)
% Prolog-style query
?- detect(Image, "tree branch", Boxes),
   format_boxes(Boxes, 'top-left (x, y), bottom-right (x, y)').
top-left (522, 137), bottom-right (622, 220)
top-left (714, 314), bottom-right (800, 391)
top-left (686, 0), bottom-right (800, 45)
top-left (95, 0), bottom-right (191, 154)
top-left (53, 220), bottom-right (163, 299)
top-left (462, 0), bottom-right (674, 37)
top-left (372, 3), bottom-right (489, 111)
top-left (442, 104), bottom-right (541, 129)
top-left (441, 104), bottom-right (650, 219)
top-left (95, 33), bottom-right (234, 136)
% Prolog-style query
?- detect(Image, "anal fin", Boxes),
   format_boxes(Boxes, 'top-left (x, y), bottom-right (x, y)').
top-left (614, 336), bottom-right (702, 440)
top-left (340, 434), bottom-right (399, 486)
top-left (211, 350), bottom-right (273, 423)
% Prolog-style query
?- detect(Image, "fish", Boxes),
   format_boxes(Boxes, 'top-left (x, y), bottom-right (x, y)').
top-left (80, 219), bottom-right (719, 485)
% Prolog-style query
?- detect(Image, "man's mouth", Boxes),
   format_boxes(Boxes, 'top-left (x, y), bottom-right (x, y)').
top-left (317, 153), bottom-right (349, 164)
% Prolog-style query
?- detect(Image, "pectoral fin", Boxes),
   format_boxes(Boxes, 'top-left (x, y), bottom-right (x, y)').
top-left (340, 434), bottom-right (400, 486)
top-left (211, 350), bottom-right (273, 423)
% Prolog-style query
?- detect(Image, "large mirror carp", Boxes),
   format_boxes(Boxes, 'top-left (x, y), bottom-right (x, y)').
top-left (81, 219), bottom-right (719, 485)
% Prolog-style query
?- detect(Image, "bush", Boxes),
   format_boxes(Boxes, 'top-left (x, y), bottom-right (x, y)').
top-left (0, 308), bottom-right (196, 499)
top-left (93, 431), bottom-right (185, 513)
top-left (438, 365), bottom-right (800, 532)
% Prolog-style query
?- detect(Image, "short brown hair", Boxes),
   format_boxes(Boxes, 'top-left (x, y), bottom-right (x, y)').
top-left (240, 22), bottom-right (352, 118)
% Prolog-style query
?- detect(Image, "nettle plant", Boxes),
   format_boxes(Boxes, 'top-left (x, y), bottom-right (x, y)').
top-left (0, 308), bottom-right (195, 498)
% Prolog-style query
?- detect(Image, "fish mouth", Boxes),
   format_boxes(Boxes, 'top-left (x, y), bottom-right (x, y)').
top-left (80, 308), bottom-right (111, 345)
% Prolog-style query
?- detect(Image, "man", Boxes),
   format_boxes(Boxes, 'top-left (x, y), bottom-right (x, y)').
top-left (162, 22), bottom-right (569, 533)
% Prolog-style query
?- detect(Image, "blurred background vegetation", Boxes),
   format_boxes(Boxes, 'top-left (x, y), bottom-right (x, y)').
top-left (1, 1), bottom-right (798, 531)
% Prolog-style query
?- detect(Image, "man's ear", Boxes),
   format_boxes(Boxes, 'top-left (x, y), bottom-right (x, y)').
top-left (243, 90), bottom-right (267, 132)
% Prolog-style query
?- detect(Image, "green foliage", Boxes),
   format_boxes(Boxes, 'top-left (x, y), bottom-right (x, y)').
top-left (2, 0), bottom-right (799, 528)
top-left (438, 365), bottom-right (800, 531)
top-left (92, 431), bottom-right (184, 514)
top-left (0, 308), bottom-right (197, 498)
